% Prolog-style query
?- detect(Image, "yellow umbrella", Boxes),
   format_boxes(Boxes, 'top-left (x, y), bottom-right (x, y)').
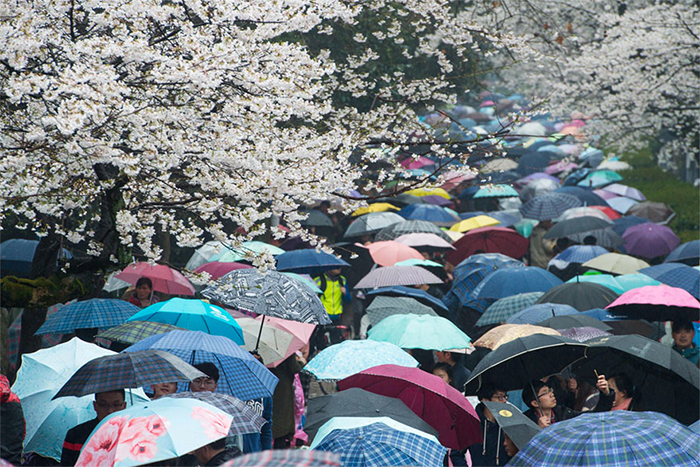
top-left (449, 215), bottom-right (500, 233)
top-left (405, 187), bottom-right (451, 199)
top-left (474, 324), bottom-right (561, 350)
top-left (582, 253), bottom-right (650, 275)
top-left (442, 230), bottom-right (464, 242)
top-left (352, 203), bottom-right (400, 217)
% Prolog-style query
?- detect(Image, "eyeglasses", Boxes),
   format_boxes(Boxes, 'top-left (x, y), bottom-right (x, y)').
top-left (95, 401), bottom-right (125, 410)
top-left (537, 388), bottom-right (554, 398)
top-left (491, 393), bottom-right (509, 402)
top-left (192, 377), bottom-right (216, 387)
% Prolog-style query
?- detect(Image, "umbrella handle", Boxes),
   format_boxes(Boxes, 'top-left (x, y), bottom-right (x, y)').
top-left (255, 317), bottom-right (265, 352)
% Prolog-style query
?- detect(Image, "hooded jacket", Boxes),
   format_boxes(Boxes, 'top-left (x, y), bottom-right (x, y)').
top-left (467, 402), bottom-right (511, 466)
top-left (673, 343), bottom-right (700, 367)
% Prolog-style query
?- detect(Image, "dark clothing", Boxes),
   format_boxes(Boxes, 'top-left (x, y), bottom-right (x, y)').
top-left (242, 396), bottom-right (273, 452)
top-left (468, 402), bottom-right (511, 467)
top-left (61, 418), bottom-right (99, 466)
top-left (205, 446), bottom-right (242, 466)
top-left (1, 375), bottom-right (25, 465)
top-left (450, 362), bottom-right (471, 392)
top-left (271, 356), bottom-right (303, 440)
top-left (523, 389), bottom-right (615, 426)
top-left (673, 343), bottom-right (700, 367)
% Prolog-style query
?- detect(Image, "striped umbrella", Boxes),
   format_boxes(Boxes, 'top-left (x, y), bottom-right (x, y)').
top-left (375, 220), bottom-right (452, 242)
top-left (519, 193), bottom-right (581, 221)
top-left (354, 265), bottom-right (442, 289)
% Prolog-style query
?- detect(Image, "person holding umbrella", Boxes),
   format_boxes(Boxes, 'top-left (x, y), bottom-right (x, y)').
top-left (671, 320), bottom-right (700, 366)
top-left (468, 384), bottom-right (513, 466)
top-left (127, 277), bottom-right (160, 308)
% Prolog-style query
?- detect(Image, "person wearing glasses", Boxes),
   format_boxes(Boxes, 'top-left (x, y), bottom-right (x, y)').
top-left (190, 362), bottom-right (219, 393)
top-left (522, 375), bottom-right (614, 429)
top-left (61, 390), bottom-right (126, 465)
top-left (468, 384), bottom-right (513, 466)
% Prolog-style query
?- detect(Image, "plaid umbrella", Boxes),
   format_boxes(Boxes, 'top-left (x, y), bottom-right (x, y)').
top-left (640, 263), bottom-right (700, 299)
top-left (125, 330), bottom-right (279, 400)
top-left (35, 299), bottom-right (140, 335)
top-left (552, 245), bottom-right (608, 264)
top-left (223, 450), bottom-right (341, 467)
top-left (450, 253), bottom-right (524, 312)
top-left (506, 303), bottom-right (579, 325)
top-left (508, 411), bottom-right (700, 466)
top-left (202, 269), bottom-right (330, 324)
top-left (665, 240), bottom-right (700, 265)
top-left (53, 350), bottom-right (206, 399)
top-left (96, 321), bottom-right (184, 345)
top-left (374, 220), bottom-right (452, 242)
top-left (165, 392), bottom-right (265, 435)
top-left (344, 212), bottom-right (406, 238)
top-left (476, 292), bottom-right (544, 327)
top-left (354, 265), bottom-right (442, 289)
top-left (366, 296), bottom-right (438, 326)
top-left (519, 193), bottom-right (582, 221)
top-left (314, 422), bottom-right (447, 467)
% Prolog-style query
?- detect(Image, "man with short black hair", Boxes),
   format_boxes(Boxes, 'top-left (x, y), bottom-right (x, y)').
top-left (671, 320), bottom-right (699, 366)
top-left (468, 384), bottom-right (512, 466)
top-left (435, 350), bottom-right (471, 392)
top-left (191, 438), bottom-right (242, 466)
top-left (190, 362), bottom-right (219, 393)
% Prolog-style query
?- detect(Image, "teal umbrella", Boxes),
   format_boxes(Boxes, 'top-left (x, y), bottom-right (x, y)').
top-left (614, 273), bottom-right (661, 292)
top-left (473, 184), bottom-right (519, 198)
top-left (394, 258), bottom-right (443, 268)
top-left (367, 314), bottom-right (472, 352)
top-left (566, 274), bottom-right (625, 294)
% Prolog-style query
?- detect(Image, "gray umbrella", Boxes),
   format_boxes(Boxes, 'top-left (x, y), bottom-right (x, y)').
top-left (366, 296), bottom-right (438, 325)
top-left (202, 269), bottom-right (331, 324)
top-left (375, 220), bottom-right (452, 242)
top-left (345, 212), bottom-right (405, 238)
top-left (301, 209), bottom-right (334, 227)
top-left (354, 265), bottom-right (443, 289)
top-left (483, 401), bottom-right (540, 451)
top-left (535, 282), bottom-right (620, 311)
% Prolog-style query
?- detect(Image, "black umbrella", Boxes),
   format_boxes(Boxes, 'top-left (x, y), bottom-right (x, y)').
top-left (544, 216), bottom-right (612, 240)
top-left (375, 194), bottom-right (424, 206)
top-left (301, 210), bottom-right (334, 227)
top-left (304, 387), bottom-right (439, 440)
top-left (483, 401), bottom-right (540, 451)
top-left (516, 152), bottom-right (551, 176)
top-left (464, 334), bottom-right (587, 395)
top-left (566, 227), bottom-right (624, 249)
top-left (536, 314), bottom-right (612, 332)
top-left (612, 216), bottom-right (648, 236)
top-left (554, 187), bottom-right (608, 207)
top-left (332, 242), bottom-right (375, 290)
top-left (574, 335), bottom-right (700, 425)
top-left (535, 282), bottom-right (619, 311)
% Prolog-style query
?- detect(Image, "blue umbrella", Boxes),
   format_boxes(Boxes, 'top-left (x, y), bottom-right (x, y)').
top-left (640, 263), bottom-right (700, 299)
top-left (486, 211), bottom-right (521, 227)
top-left (366, 286), bottom-right (448, 312)
top-left (476, 292), bottom-right (545, 327)
top-left (606, 196), bottom-right (638, 214)
top-left (451, 253), bottom-right (524, 311)
top-left (36, 299), bottom-right (140, 335)
top-left (612, 216), bottom-right (648, 236)
top-left (0, 238), bottom-right (72, 277)
top-left (553, 245), bottom-right (608, 264)
top-left (314, 422), bottom-right (447, 467)
top-left (127, 298), bottom-right (244, 345)
top-left (458, 211), bottom-right (487, 219)
top-left (553, 186), bottom-right (607, 206)
top-left (124, 330), bottom-right (278, 400)
top-left (665, 240), bottom-right (700, 265)
top-left (506, 303), bottom-right (579, 325)
top-left (473, 267), bottom-right (563, 299)
top-left (519, 193), bottom-right (582, 221)
top-left (276, 249), bottom-right (349, 275)
top-left (398, 204), bottom-right (458, 224)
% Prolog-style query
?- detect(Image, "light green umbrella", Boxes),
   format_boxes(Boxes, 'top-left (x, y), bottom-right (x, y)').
top-left (394, 258), bottom-right (443, 268)
top-left (208, 241), bottom-right (284, 262)
top-left (368, 314), bottom-right (472, 352)
top-left (566, 274), bottom-right (626, 294)
top-left (615, 273), bottom-right (661, 292)
top-left (310, 416), bottom-right (440, 449)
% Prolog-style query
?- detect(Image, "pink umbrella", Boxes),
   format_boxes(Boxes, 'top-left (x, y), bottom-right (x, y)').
top-left (593, 189), bottom-right (618, 200)
top-left (256, 316), bottom-right (316, 368)
top-left (439, 170), bottom-right (476, 191)
top-left (337, 364), bottom-right (481, 450)
top-left (400, 157), bottom-right (435, 170)
top-left (394, 233), bottom-right (455, 250)
top-left (116, 263), bottom-right (196, 296)
top-left (544, 161), bottom-right (578, 175)
top-left (367, 241), bottom-right (424, 267)
top-left (606, 285), bottom-right (700, 322)
top-left (193, 261), bottom-right (253, 280)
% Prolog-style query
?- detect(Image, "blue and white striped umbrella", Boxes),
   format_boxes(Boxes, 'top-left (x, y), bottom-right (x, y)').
top-left (36, 299), bottom-right (140, 335)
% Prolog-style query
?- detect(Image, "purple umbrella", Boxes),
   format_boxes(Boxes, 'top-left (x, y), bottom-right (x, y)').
top-left (622, 223), bottom-right (680, 259)
top-left (421, 195), bottom-right (452, 206)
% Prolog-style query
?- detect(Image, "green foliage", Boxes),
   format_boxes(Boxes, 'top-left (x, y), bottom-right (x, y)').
top-left (0, 275), bottom-right (91, 308)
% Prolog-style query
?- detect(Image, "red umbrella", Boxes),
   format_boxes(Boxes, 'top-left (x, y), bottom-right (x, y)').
top-left (446, 226), bottom-right (529, 265)
top-left (589, 205), bottom-right (621, 220)
top-left (337, 364), bottom-right (481, 450)
top-left (193, 261), bottom-right (253, 279)
top-left (116, 262), bottom-right (195, 296)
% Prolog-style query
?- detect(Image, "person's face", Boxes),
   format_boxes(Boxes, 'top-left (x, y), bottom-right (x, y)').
top-left (489, 390), bottom-right (509, 403)
top-left (672, 327), bottom-right (695, 349)
top-left (151, 382), bottom-right (178, 399)
top-left (608, 378), bottom-right (626, 406)
top-left (432, 368), bottom-right (451, 384)
top-left (434, 351), bottom-right (450, 364)
top-left (190, 376), bottom-right (217, 393)
top-left (534, 386), bottom-right (557, 410)
top-left (136, 283), bottom-right (152, 300)
top-left (503, 433), bottom-right (518, 457)
top-left (94, 391), bottom-right (126, 421)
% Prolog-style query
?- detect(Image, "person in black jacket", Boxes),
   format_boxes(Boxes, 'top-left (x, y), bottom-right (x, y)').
top-left (1, 374), bottom-right (25, 465)
top-left (191, 438), bottom-right (242, 466)
top-left (467, 384), bottom-right (512, 466)
top-left (522, 375), bottom-right (614, 429)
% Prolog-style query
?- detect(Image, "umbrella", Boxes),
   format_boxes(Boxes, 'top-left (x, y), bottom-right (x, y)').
top-left (234, 317), bottom-right (295, 365)
top-left (303, 340), bottom-right (418, 381)
top-left (351, 203), bottom-right (401, 217)
top-left (482, 402), bottom-right (540, 452)
top-left (405, 187), bottom-right (451, 199)
top-left (482, 158), bottom-right (519, 173)
top-left (202, 269), bottom-right (330, 325)
top-left (115, 262), bottom-right (195, 296)
top-left (400, 156), bottom-right (435, 169)
top-left (75, 397), bottom-right (232, 467)
top-left (53, 350), bottom-right (206, 399)
top-left (313, 422), bottom-right (446, 467)
top-left (11, 339), bottom-right (149, 461)
top-left (449, 215), bottom-right (501, 233)
top-left (344, 212), bottom-right (405, 238)
top-left (127, 298), bottom-right (244, 344)
top-left (474, 324), bottom-right (561, 350)
top-left (506, 303), bottom-right (579, 325)
top-left (486, 211), bottom-right (521, 227)
top-left (35, 299), bottom-right (140, 335)
top-left (374, 219), bottom-right (452, 242)
top-left (186, 241), bottom-right (231, 271)
top-left (193, 261), bottom-right (253, 279)
top-left (476, 292), bottom-right (545, 327)
top-left (553, 186), bottom-right (607, 206)
top-left (565, 227), bottom-right (624, 249)
top-left (393, 233), bottom-right (454, 250)
top-left (446, 227), bottom-right (529, 265)
top-left (665, 240), bottom-right (700, 265)
top-left (333, 243), bottom-right (375, 289)
top-left (367, 314), bottom-right (472, 352)
top-left (366, 296), bottom-right (438, 326)
top-left (96, 321), bottom-right (185, 345)
top-left (338, 365), bottom-right (481, 450)
top-left (622, 223), bottom-right (680, 259)
top-left (580, 308), bottom-right (656, 337)
top-left (691, 420), bottom-right (700, 435)
top-left (606, 196), bottom-right (638, 214)
top-left (519, 178), bottom-right (560, 201)
top-left (255, 315), bottom-right (316, 367)
top-left (627, 201), bottom-right (675, 224)
top-left (543, 217), bottom-right (611, 240)
top-left (612, 215), bottom-right (648, 236)
top-left (124, 330), bottom-right (278, 400)
top-left (640, 263), bottom-right (700, 299)
top-left (473, 184), bottom-right (520, 198)
top-left (464, 334), bottom-right (587, 395)
top-left (558, 326), bottom-right (611, 342)
top-left (301, 209), bottom-right (334, 227)
top-left (366, 241), bottom-right (423, 267)
top-left (574, 335), bottom-right (700, 424)
top-left (449, 253), bottom-right (524, 311)
top-left (398, 204), bottom-right (459, 224)
top-left (577, 170), bottom-right (623, 188)
top-left (582, 253), bottom-right (650, 275)
top-left (365, 285), bottom-right (448, 312)
top-left (354, 265), bottom-right (442, 289)
top-left (164, 392), bottom-right (265, 435)
top-left (422, 194), bottom-right (453, 206)
top-left (224, 450), bottom-right (341, 467)
top-left (564, 274), bottom-right (626, 294)
top-left (280, 272), bottom-right (323, 294)
top-left (545, 161), bottom-right (578, 175)
top-left (556, 207), bottom-right (613, 222)
top-left (473, 267), bottom-right (563, 299)
top-left (0, 238), bottom-right (72, 277)
top-left (552, 245), bottom-right (608, 264)
top-left (276, 249), bottom-right (349, 275)
top-left (614, 273), bottom-right (661, 292)
top-left (508, 411), bottom-right (700, 467)
top-left (208, 241), bottom-right (285, 263)
top-left (537, 315), bottom-right (612, 332)
top-left (605, 285), bottom-right (700, 322)
top-left (519, 193), bottom-right (581, 221)
top-left (310, 417), bottom-right (439, 450)
top-left (535, 282), bottom-right (620, 311)
top-left (517, 152), bottom-right (551, 175)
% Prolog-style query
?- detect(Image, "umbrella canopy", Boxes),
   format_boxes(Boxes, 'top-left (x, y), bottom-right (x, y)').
top-left (367, 314), bottom-right (472, 353)
top-left (35, 299), bottom-right (140, 335)
top-left (556, 207), bottom-right (613, 223)
top-left (209, 241), bottom-right (285, 263)
top-left (574, 335), bottom-right (700, 425)
top-left (116, 262), bottom-right (195, 296)
top-left (537, 315), bottom-right (612, 332)
top-left (234, 317), bottom-right (295, 365)
top-left (186, 241), bottom-right (231, 271)
top-left (11, 339), bottom-right (149, 461)
top-left (164, 392), bottom-right (265, 436)
top-left (622, 223), bottom-right (680, 259)
top-left (398, 204), bottom-right (459, 224)
top-left (554, 186), bottom-right (607, 206)
top-left (519, 193), bottom-right (582, 221)
top-left (605, 285), bottom-right (700, 322)
top-left (606, 196), bottom-right (639, 214)
top-left (476, 292), bottom-right (545, 327)
top-left (582, 253), bottom-right (650, 275)
top-left (193, 261), bottom-right (253, 280)
top-left (535, 282), bottom-right (620, 311)
top-left (565, 274), bottom-right (626, 294)
top-left (301, 209), bottom-right (334, 227)
top-left (449, 253), bottom-right (524, 311)
top-left (482, 158), bottom-right (519, 173)
top-left (558, 326), bottom-right (611, 342)
top-left (553, 245), bottom-right (608, 264)
top-left (472, 267), bottom-right (563, 299)
top-left (665, 240), bottom-right (700, 265)
top-left (334, 243), bottom-right (375, 289)
top-left (366, 296), bottom-right (438, 326)
top-left (256, 315), bottom-right (316, 368)
top-left (446, 227), bottom-right (529, 265)
top-left (508, 411), bottom-right (700, 467)
top-left (449, 215), bottom-right (501, 233)
top-left (313, 422), bottom-right (446, 467)
top-left (310, 417), bottom-right (439, 450)
top-left (464, 334), bottom-right (587, 395)
top-left (276, 249), bottom-right (349, 275)
top-left (600, 183), bottom-right (646, 201)
top-left (338, 365), bottom-right (481, 450)
top-left (473, 184), bottom-right (519, 198)
top-left (352, 203), bottom-right (401, 217)
top-left (225, 450), bottom-right (341, 466)
top-left (375, 220), bottom-right (452, 242)
top-left (627, 201), bottom-right (675, 224)
top-left (474, 324), bottom-right (561, 350)
top-left (543, 217), bottom-right (611, 240)
top-left (0, 238), bottom-right (72, 277)
top-left (519, 179), bottom-right (560, 202)
top-left (612, 215), bottom-right (648, 236)
top-left (640, 263), bottom-right (700, 299)
top-left (482, 401), bottom-right (540, 451)
top-left (614, 273), bottom-right (662, 292)
top-left (366, 286), bottom-right (448, 312)
top-left (506, 303), bottom-right (579, 325)
top-left (96, 321), bottom-right (184, 345)
top-left (422, 194), bottom-right (453, 206)
top-left (393, 233), bottom-right (454, 250)
top-left (566, 227), bottom-right (624, 249)
top-left (125, 330), bottom-right (278, 400)
top-left (53, 350), bottom-right (206, 399)
top-left (303, 340), bottom-right (418, 381)
top-left (75, 397), bottom-right (232, 467)
top-left (354, 265), bottom-right (443, 289)
top-left (344, 212), bottom-right (405, 238)
top-left (367, 241), bottom-right (424, 267)
top-left (577, 170), bottom-right (623, 188)
top-left (404, 187), bottom-right (451, 199)
top-left (202, 269), bottom-right (330, 324)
